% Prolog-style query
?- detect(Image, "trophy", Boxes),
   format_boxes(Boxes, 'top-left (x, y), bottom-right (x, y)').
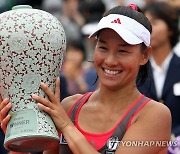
top-left (0, 5), bottom-right (66, 152)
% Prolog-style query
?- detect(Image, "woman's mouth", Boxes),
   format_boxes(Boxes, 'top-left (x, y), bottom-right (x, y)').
top-left (103, 68), bottom-right (122, 75)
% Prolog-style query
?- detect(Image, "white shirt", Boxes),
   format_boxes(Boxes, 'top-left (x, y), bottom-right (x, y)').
top-left (150, 52), bottom-right (173, 99)
top-left (173, 41), bottom-right (180, 57)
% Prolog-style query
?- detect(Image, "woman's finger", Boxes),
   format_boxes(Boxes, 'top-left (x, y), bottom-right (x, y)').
top-left (0, 99), bottom-right (11, 122)
top-left (0, 95), bottom-right (2, 103)
top-left (0, 98), bottom-right (9, 111)
top-left (32, 94), bottom-right (54, 109)
top-left (40, 82), bottom-right (54, 96)
top-left (37, 103), bottom-right (54, 116)
top-left (0, 103), bottom-right (12, 122)
top-left (55, 77), bottom-right (60, 102)
top-left (40, 81), bottom-right (60, 104)
top-left (1, 114), bottom-right (11, 133)
top-left (40, 82), bottom-right (57, 101)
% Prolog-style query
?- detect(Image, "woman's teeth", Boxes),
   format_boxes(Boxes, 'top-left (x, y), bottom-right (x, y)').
top-left (104, 69), bottom-right (121, 75)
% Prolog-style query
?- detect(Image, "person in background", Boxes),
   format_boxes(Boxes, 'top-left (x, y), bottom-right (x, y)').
top-left (80, 0), bottom-right (106, 92)
top-left (60, 39), bottom-right (87, 96)
top-left (138, 1), bottom-right (180, 136)
top-left (169, 0), bottom-right (180, 57)
top-left (42, 0), bottom-right (83, 43)
top-left (1, 4), bottom-right (171, 154)
top-left (80, 0), bottom-right (106, 60)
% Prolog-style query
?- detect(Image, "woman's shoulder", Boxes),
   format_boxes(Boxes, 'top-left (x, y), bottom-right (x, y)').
top-left (61, 94), bottom-right (84, 113)
top-left (145, 99), bottom-right (171, 118)
top-left (137, 99), bottom-right (171, 126)
top-left (117, 98), bottom-right (172, 153)
top-left (131, 98), bottom-right (171, 128)
top-left (136, 99), bottom-right (172, 134)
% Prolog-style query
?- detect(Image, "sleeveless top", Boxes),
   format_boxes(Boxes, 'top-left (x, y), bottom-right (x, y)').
top-left (59, 92), bottom-right (151, 154)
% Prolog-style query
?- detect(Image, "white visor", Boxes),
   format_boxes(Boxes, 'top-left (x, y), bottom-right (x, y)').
top-left (89, 14), bottom-right (150, 46)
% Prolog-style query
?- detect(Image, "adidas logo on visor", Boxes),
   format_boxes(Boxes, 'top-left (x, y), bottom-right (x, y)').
top-left (111, 18), bottom-right (121, 24)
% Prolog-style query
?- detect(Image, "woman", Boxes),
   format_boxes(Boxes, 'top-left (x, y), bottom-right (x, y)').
top-left (0, 4), bottom-right (171, 154)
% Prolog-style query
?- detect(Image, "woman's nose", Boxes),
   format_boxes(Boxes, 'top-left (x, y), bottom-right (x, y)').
top-left (104, 53), bottom-right (118, 67)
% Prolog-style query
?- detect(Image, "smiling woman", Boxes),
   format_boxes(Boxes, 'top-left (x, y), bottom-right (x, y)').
top-left (93, 30), bottom-right (146, 90)
top-left (0, 3), bottom-right (172, 154)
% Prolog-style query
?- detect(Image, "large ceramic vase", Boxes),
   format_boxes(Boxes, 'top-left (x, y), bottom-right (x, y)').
top-left (0, 5), bottom-right (66, 152)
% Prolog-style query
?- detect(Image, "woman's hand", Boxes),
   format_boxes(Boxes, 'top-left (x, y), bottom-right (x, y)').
top-left (0, 96), bottom-right (12, 133)
top-left (32, 77), bottom-right (73, 132)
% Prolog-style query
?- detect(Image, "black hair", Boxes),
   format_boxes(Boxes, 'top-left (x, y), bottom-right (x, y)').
top-left (102, 5), bottom-right (152, 86)
top-left (66, 39), bottom-right (86, 61)
top-left (78, 0), bottom-right (106, 23)
top-left (143, 1), bottom-right (179, 48)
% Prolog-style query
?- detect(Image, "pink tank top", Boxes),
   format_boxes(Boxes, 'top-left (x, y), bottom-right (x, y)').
top-left (67, 92), bottom-right (151, 150)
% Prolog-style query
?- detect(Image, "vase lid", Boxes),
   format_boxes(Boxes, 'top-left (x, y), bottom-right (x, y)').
top-left (12, 5), bottom-right (33, 10)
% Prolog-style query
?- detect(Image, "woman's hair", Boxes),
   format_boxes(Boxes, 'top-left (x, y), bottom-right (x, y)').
top-left (143, 1), bottom-right (179, 48)
top-left (103, 5), bottom-right (152, 86)
top-left (66, 39), bottom-right (86, 61)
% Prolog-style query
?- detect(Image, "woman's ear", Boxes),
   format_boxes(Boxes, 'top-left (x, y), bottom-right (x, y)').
top-left (140, 46), bottom-right (152, 65)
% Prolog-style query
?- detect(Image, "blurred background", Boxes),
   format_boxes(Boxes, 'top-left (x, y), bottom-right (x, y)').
top-left (0, 0), bottom-right (179, 153)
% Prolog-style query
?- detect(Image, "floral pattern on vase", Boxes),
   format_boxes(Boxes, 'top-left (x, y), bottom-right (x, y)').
top-left (0, 5), bottom-right (66, 152)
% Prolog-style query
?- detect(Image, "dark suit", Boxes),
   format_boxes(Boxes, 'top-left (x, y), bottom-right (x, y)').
top-left (138, 53), bottom-right (180, 136)
top-left (0, 128), bottom-right (8, 154)
top-left (60, 72), bottom-right (70, 101)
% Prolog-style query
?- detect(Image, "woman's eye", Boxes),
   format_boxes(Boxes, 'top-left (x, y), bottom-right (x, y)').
top-left (118, 50), bottom-right (127, 53)
top-left (99, 46), bottom-right (108, 50)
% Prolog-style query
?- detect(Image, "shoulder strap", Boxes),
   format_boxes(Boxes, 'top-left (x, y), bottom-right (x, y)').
top-left (113, 96), bottom-right (150, 139)
top-left (69, 92), bottom-right (92, 123)
top-left (99, 96), bottom-right (151, 153)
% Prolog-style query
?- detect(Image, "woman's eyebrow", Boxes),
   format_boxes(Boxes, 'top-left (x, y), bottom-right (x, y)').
top-left (119, 43), bottom-right (130, 47)
top-left (97, 38), bottom-right (106, 44)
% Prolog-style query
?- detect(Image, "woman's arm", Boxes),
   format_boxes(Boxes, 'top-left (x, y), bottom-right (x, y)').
top-left (61, 124), bottom-right (99, 154)
top-left (33, 78), bottom-right (99, 154)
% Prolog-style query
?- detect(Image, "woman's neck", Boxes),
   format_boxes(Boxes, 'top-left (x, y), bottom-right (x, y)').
top-left (94, 84), bottom-right (141, 108)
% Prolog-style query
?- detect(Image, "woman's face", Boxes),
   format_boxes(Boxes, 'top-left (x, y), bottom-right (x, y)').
top-left (145, 12), bottom-right (170, 49)
top-left (94, 29), bottom-right (149, 90)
